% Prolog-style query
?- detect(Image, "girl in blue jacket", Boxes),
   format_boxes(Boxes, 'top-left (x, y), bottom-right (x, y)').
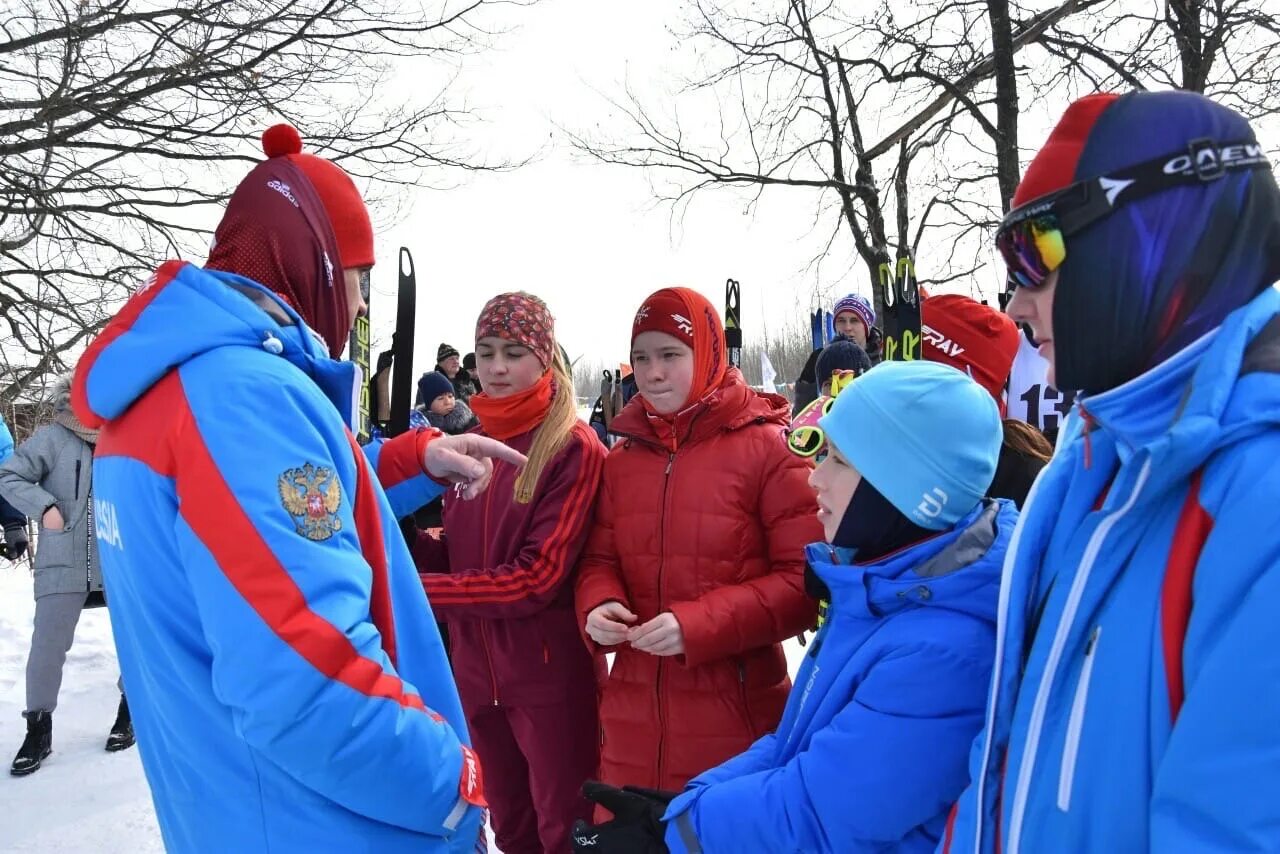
top-left (575, 360), bottom-right (1017, 853)
top-left (946, 91), bottom-right (1280, 853)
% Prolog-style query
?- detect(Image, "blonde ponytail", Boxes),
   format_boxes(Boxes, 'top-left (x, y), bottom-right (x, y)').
top-left (514, 350), bottom-right (578, 504)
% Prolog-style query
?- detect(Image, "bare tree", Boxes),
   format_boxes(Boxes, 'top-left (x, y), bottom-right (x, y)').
top-left (0, 0), bottom-right (530, 404)
top-left (571, 0), bottom-right (1280, 327)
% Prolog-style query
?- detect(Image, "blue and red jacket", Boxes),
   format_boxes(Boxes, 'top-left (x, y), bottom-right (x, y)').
top-left (943, 283), bottom-right (1280, 852)
top-left (72, 261), bottom-right (485, 852)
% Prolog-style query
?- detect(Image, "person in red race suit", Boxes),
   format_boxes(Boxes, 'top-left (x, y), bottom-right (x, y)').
top-left (414, 291), bottom-right (606, 854)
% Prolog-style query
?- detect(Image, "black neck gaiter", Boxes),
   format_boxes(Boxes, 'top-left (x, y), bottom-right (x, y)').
top-left (832, 478), bottom-right (934, 562)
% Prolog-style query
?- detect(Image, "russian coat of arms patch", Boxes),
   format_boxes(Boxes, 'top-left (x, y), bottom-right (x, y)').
top-left (277, 462), bottom-right (343, 541)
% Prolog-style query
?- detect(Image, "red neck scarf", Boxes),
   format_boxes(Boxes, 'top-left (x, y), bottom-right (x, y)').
top-left (469, 371), bottom-right (555, 440)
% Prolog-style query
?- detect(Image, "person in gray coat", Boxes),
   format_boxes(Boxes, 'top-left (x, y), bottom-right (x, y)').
top-left (0, 376), bottom-right (133, 776)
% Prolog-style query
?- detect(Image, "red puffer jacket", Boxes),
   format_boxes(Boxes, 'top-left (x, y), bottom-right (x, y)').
top-left (575, 371), bottom-right (821, 792)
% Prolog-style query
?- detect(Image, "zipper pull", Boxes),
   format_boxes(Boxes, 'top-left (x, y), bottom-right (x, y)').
top-left (664, 452), bottom-right (675, 475)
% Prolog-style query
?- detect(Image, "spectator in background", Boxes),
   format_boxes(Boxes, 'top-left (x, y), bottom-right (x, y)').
top-left (0, 376), bottom-right (132, 776)
top-left (832, 293), bottom-right (884, 364)
top-left (413, 371), bottom-right (478, 435)
top-left (463, 352), bottom-right (482, 394)
top-left (436, 343), bottom-right (478, 403)
top-left (814, 335), bottom-right (872, 396)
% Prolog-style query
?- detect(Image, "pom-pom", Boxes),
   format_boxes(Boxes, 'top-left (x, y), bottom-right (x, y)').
top-left (262, 124), bottom-right (303, 158)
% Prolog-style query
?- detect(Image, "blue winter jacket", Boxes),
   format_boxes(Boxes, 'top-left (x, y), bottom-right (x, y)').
top-left (664, 499), bottom-right (1017, 853)
top-left (0, 414), bottom-right (12, 463)
top-left (72, 261), bottom-right (485, 852)
top-left (0, 414), bottom-right (22, 529)
top-left (944, 284), bottom-right (1280, 854)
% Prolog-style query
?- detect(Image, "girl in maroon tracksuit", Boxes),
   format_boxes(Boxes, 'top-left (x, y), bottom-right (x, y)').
top-left (414, 292), bottom-right (606, 854)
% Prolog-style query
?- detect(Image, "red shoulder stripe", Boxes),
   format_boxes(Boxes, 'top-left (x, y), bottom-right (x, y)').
top-left (426, 430), bottom-right (603, 603)
top-left (173, 380), bottom-right (434, 716)
top-left (1160, 468), bottom-right (1213, 722)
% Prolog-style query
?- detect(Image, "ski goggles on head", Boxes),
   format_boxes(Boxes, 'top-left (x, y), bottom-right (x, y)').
top-left (787, 395), bottom-right (835, 459)
top-left (996, 137), bottom-right (1272, 291)
top-left (786, 370), bottom-right (861, 459)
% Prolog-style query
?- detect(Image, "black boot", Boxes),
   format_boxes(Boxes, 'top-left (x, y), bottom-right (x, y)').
top-left (11, 710), bottom-right (52, 776)
top-left (105, 695), bottom-right (134, 752)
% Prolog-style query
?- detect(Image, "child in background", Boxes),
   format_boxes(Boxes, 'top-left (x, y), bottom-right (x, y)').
top-left (412, 371), bottom-right (478, 435)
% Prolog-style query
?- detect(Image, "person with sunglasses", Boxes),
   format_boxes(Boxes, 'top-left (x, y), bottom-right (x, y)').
top-left (945, 91), bottom-right (1280, 853)
top-left (572, 361), bottom-right (1015, 853)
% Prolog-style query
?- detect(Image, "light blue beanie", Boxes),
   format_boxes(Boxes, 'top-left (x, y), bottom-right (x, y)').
top-left (818, 361), bottom-right (1002, 530)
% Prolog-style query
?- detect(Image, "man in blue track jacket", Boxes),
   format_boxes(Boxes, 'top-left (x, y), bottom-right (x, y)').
top-left (71, 126), bottom-right (522, 852)
top-left (945, 91), bottom-right (1280, 852)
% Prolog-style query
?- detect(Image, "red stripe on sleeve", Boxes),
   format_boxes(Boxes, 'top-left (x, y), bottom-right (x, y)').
top-left (424, 431), bottom-right (603, 604)
top-left (173, 385), bottom-right (431, 715)
top-left (348, 432), bottom-right (399, 669)
top-left (376, 429), bottom-right (441, 490)
top-left (1160, 468), bottom-right (1213, 723)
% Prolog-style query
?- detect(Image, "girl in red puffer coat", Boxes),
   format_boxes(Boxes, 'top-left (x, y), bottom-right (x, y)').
top-left (574, 286), bottom-right (821, 796)
top-left (414, 292), bottom-right (606, 854)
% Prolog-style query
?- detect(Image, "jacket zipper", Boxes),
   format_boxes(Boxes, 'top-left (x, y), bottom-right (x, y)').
top-left (1056, 626), bottom-right (1101, 812)
top-left (74, 460), bottom-right (81, 499)
top-left (479, 483), bottom-right (500, 706)
top-left (1005, 459), bottom-right (1151, 854)
top-left (84, 478), bottom-right (93, 593)
top-left (737, 660), bottom-right (754, 732)
top-left (654, 450), bottom-right (676, 782)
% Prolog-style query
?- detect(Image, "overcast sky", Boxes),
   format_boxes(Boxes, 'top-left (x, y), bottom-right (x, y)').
top-left (372, 0), bottom-right (897, 379)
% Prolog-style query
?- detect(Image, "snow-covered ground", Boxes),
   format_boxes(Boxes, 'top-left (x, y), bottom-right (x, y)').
top-left (0, 562), bottom-right (163, 852)
top-left (0, 556), bottom-right (809, 852)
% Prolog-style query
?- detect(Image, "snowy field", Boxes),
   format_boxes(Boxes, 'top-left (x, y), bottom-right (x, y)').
top-left (0, 557), bottom-right (809, 852)
top-left (0, 563), bottom-right (163, 853)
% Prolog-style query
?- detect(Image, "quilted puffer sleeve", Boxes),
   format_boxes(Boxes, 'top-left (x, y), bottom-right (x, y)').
top-left (574, 456), bottom-right (632, 652)
top-left (669, 430), bottom-right (820, 668)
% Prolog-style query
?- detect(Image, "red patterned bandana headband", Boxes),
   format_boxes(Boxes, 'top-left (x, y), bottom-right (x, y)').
top-left (475, 292), bottom-right (557, 368)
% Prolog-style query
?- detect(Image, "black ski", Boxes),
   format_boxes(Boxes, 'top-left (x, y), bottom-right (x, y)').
top-left (725, 278), bottom-right (742, 369)
top-left (388, 247), bottom-right (417, 437)
top-left (349, 270), bottom-right (373, 444)
top-left (879, 257), bottom-right (922, 362)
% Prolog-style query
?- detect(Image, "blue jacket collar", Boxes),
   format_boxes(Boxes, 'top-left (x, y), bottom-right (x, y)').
top-left (804, 499), bottom-right (1014, 624)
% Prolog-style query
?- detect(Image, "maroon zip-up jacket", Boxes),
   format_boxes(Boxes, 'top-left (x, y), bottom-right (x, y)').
top-left (414, 420), bottom-right (607, 711)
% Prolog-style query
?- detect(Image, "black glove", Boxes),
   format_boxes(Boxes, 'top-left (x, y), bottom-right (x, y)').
top-left (572, 781), bottom-right (670, 853)
top-left (1, 524), bottom-right (28, 561)
top-left (375, 348), bottom-right (395, 374)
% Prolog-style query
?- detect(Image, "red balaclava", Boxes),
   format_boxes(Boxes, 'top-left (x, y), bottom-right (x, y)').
top-left (205, 125), bottom-right (373, 357)
top-left (632, 286), bottom-right (728, 409)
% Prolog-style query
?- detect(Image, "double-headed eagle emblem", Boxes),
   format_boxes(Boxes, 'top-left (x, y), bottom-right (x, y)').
top-left (277, 462), bottom-right (342, 541)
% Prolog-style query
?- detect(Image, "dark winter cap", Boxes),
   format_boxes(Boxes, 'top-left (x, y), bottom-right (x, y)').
top-left (1014, 91), bottom-right (1280, 392)
top-left (815, 336), bottom-right (872, 388)
top-left (417, 371), bottom-right (455, 407)
top-left (462, 352), bottom-right (477, 371)
top-left (437, 343), bottom-right (460, 363)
